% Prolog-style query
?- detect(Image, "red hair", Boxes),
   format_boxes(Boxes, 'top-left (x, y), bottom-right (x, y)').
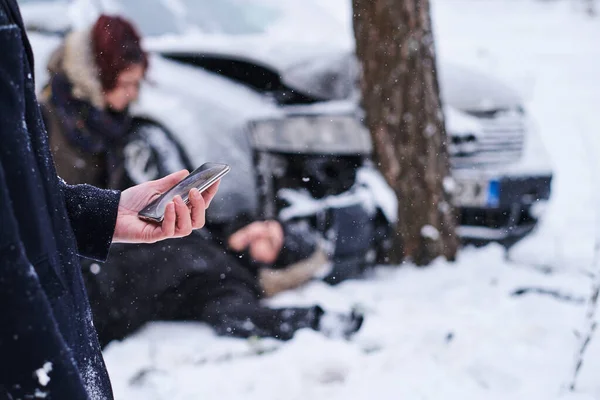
top-left (91, 15), bottom-right (148, 92)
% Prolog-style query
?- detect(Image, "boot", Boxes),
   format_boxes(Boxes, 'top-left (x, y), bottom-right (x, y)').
top-left (316, 307), bottom-right (364, 339)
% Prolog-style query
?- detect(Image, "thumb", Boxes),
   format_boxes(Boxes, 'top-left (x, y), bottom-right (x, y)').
top-left (151, 170), bottom-right (189, 192)
top-left (250, 237), bottom-right (277, 263)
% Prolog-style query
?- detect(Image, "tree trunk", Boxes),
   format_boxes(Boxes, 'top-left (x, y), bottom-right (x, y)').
top-left (353, 0), bottom-right (459, 265)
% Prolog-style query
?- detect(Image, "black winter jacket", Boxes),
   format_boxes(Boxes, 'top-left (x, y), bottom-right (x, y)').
top-left (0, 1), bottom-right (119, 399)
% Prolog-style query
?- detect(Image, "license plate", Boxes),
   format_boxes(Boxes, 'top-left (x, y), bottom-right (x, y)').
top-left (453, 178), bottom-right (500, 208)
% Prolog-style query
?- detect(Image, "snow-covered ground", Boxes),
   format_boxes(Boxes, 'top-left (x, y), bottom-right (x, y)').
top-left (102, 1), bottom-right (600, 398)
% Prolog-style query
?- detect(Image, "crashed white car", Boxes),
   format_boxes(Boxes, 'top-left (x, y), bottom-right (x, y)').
top-left (21, 0), bottom-right (552, 276)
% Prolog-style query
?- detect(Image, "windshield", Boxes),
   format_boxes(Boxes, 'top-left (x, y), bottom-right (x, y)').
top-left (117, 0), bottom-right (282, 37)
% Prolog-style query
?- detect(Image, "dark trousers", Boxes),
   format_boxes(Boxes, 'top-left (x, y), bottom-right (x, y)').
top-left (86, 234), bottom-right (323, 347)
top-left (88, 271), bottom-right (322, 347)
top-left (157, 274), bottom-right (322, 341)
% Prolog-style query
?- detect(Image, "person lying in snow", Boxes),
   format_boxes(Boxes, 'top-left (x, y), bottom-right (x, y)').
top-left (40, 14), bottom-right (363, 346)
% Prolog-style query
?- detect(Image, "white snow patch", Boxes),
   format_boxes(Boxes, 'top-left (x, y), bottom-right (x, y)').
top-left (35, 362), bottom-right (52, 387)
top-left (278, 177), bottom-right (383, 222)
top-left (421, 225), bottom-right (440, 240)
top-left (317, 313), bottom-right (350, 339)
top-left (444, 106), bottom-right (483, 137)
top-left (356, 166), bottom-right (398, 223)
top-left (443, 176), bottom-right (456, 194)
top-left (83, 360), bottom-right (105, 400)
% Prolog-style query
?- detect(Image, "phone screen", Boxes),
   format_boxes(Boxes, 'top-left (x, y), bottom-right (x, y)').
top-left (138, 162), bottom-right (230, 222)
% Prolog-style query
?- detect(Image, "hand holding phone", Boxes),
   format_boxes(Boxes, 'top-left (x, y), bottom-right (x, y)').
top-left (138, 162), bottom-right (230, 223)
top-left (112, 168), bottom-right (225, 244)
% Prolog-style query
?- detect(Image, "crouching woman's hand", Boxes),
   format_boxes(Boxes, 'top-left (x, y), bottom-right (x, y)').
top-left (112, 170), bottom-right (220, 243)
top-left (228, 220), bottom-right (284, 264)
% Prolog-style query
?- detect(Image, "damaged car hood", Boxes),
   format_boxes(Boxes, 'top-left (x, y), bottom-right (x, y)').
top-left (146, 35), bottom-right (522, 112)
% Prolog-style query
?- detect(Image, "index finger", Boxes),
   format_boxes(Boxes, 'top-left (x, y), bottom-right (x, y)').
top-left (228, 228), bottom-right (251, 251)
top-left (228, 222), bottom-right (269, 251)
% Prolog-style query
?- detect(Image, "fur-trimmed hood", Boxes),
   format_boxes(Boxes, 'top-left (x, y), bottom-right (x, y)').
top-left (47, 29), bottom-right (105, 109)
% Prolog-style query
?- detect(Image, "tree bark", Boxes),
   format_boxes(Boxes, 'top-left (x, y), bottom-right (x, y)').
top-left (353, 0), bottom-right (459, 265)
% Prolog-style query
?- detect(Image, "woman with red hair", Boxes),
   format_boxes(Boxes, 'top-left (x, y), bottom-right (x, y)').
top-left (42, 14), bottom-right (148, 188)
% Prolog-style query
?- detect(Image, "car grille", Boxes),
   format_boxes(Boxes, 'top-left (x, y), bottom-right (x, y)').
top-left (451, 109), bottom-right (525, 167)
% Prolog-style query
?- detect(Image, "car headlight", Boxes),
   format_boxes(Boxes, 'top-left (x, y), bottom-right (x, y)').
top-left (248, 115), bottom-right (373, 154)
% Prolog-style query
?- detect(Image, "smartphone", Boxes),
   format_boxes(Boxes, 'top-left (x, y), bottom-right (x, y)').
top-left (138, 162), bottom-right (230, 223)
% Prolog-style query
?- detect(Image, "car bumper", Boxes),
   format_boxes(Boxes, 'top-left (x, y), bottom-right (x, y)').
top-left (456, 175), bottom-right (552, 242)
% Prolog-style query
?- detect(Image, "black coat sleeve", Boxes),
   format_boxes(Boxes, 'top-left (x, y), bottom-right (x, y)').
top-left (0, 165), bottom-right (90, 400)
top-left (60, 180), bottom-right (120, 262)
